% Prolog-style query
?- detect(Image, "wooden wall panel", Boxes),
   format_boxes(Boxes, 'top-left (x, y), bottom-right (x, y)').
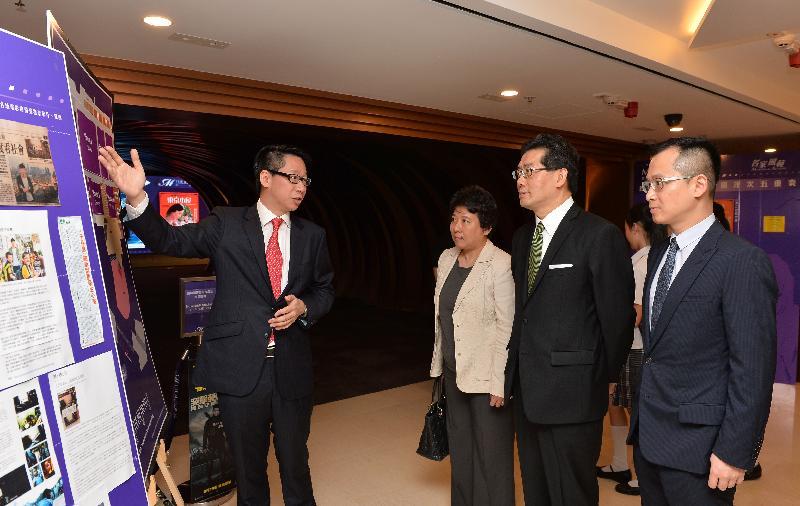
top-left (83, 54), bottom-right (646, 162)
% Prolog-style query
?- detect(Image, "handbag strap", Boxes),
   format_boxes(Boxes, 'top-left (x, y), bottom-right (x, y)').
top-left (432, 375), bottom-right (445, 403)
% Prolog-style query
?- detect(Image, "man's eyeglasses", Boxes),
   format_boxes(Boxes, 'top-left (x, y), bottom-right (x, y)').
top-left (640, 175), bottom-right (696, 193)
top-left (511, 165), bottom-right (560, 180)
top-left (266, 169), bottom-right (311, 187)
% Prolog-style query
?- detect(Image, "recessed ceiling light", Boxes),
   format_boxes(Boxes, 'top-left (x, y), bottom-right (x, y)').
top-left (144, 16), bottom-right (172, 27)
top-left (500, 90), bottom-right (519, 97)
top-left (669, 126), bottom-right (684, 132)
top-left (764, 147), bottom-right (777, 153)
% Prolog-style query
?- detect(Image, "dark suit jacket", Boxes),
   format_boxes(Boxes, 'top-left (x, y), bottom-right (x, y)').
top-left (127, 203), bottom-right (335, 399)
top-left (505, 204), bottom-right (634, 424)
top-left (629, 222), bottom-right (777, 474)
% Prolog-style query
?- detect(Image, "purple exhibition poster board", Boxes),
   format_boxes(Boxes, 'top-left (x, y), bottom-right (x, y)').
top-left (181, 277), bottom-right (217, 337)
top-left (1, 26), bottom-right (147, 505)
top-left (48, 14), bottom-right (167, 470)
top-left (717, 152), bottom-right (799, 384)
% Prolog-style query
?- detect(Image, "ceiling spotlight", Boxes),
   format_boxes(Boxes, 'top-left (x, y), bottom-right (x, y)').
top-left (764, 147), bottom-right (777, 153)
top-left (664, 113), bottom-right (684, 132)
top-left (500, 90), bottom-right (519, 97)
top-left (144, 15), bottom-right (172, 27)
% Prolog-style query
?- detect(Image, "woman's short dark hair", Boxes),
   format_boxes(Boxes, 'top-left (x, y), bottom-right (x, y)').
top-left (252, 144), bottom-right (312, 187)
top-left (625, 202), bottom-right (666, 245)
top-left (449, 185), bottom-right (498, 230)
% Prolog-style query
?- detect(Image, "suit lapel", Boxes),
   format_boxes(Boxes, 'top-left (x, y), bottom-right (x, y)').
top-left (434, 248), bottom-right (458, 318)
top-left (284, 217), bottom-right (306, 297)
top-left (516, 223), bottom-right (535, 308)
top-left (453, 241), bottom-right (495, 313)
top-left (244, 205), bottom-right (274, 302)
top-left (641, 240), bottom-right (667, 350)
top-left (648, 224), bottom-right (723, 351)
top-left (526, 204), bottom-right (581, 303)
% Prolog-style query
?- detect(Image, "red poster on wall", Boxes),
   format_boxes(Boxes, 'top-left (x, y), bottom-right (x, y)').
top-left (159, 192), bottom-right (199, 226)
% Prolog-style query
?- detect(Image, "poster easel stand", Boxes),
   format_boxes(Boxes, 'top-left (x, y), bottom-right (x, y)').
top-left (155, 439), bottom-right (185, 506)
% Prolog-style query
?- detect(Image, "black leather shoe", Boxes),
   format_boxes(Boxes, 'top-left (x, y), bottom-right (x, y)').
top-left (744, 463), bottom-right (762, 481)
top-left (615, 481), bottom-right (640, 496)
top-left (596, 466), bottom-right (632, 484)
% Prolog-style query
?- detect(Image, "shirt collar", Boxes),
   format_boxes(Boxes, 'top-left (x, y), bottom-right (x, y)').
top-left (672, 213), bottom-right (715, 251)
top-left (256, 199), bottom-right (291, 229)
top-left (536, 196), bottom-right (574, 233)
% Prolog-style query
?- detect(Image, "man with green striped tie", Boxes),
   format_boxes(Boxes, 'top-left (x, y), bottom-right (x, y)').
top-left (504, 133), bottom-right (634, 506)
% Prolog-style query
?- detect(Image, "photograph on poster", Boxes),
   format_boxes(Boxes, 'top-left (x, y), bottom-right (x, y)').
top-left (20, 425), bottom-right (46, 450)
top-left (0, 232), bottom-right (46, 281)
top-left (41, 459), bottom-right (55, 480)
top-left (16, 407), bottom-right (41, 431)
top-left (12, 390), bottom-right (38, 413)
top-left (0, 465), bottom-right (31, 504)
top-left (0, 380), bottom-right (63, 506)
top-left (27, 464), bottom-right (42, 487)
top-left (0, 119), bottom-right (60, 206)
top-left (30, 442), bottom-right (50, 464)
top-left (0, 211), bottom-right (73, 391)
top-left (57, 387), bottom-right (79, 429)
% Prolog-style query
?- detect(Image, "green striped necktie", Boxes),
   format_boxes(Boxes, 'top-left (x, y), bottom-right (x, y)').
top-left (527, 221), bottom-right (545, 295)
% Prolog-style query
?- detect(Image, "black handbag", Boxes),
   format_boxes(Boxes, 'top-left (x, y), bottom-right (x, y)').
top-left (416, 376), bottom-right (449, 461)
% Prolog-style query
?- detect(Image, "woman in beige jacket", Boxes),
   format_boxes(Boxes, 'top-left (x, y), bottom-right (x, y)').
top-left (430, 185), bottom-right (515, 506)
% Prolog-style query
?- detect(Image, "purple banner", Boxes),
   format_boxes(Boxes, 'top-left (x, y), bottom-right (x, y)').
top-left (1, 25), bottom-right (147, 504)
top-left (48, 15), bottom-right (167, 472)
top-left (718, 152), bottom-right (799, 384)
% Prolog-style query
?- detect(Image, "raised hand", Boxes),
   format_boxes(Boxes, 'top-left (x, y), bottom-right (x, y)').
top-left (98, 147), bottom-right (146, 206)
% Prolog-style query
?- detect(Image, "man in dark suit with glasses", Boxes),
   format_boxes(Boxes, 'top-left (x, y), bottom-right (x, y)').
top-left (505, 133), bottom-right (634, 506)
top-left (99, 144), bottom-right (334, 506)
top-left (630, 137), bottom-right (776, 505)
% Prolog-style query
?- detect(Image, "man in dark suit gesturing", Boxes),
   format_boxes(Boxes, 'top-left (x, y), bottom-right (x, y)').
top-left (505, 134), bottom-right (634, 505)
top-left (630, 137), bottom-right (776, 505)
top-left (99, 144), bottom-right (334, 506)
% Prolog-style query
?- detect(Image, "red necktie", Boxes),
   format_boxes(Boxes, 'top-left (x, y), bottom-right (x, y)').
top-left (266, 217), bottom-right (283, 346)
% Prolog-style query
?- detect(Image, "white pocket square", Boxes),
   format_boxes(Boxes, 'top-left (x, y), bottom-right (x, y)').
top-left (549, 263), bottom-right (573, 269)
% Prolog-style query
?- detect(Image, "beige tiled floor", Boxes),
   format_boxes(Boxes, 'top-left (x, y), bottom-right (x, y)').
top-left (162, 382), bottom-right (798, 505)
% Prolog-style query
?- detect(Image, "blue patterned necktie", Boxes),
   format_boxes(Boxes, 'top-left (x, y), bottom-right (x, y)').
top-left (650, 237), bottom-right (679, 330)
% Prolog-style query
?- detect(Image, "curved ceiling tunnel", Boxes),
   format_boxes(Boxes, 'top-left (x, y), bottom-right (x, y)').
top-left (113, 105), bottom-right (531, 311)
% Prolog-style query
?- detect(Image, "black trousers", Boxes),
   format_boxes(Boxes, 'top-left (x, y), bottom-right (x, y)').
top-left (513, 386), bottom-right (603, 505)
top-left (634, 445), bottom-right (735, 506)
top-left (443, 370), bottom-right (515, 506)
top-left (217, 358), bottom-right (315, 506)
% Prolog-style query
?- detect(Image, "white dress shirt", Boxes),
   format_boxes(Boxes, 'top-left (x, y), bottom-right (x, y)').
top-left (648, 213), bottom-right (716, 330)
top-left (535, 196), bottom-right (575, 258)
top-left (631, 245), bottom-right (650, 350)
top-left (256, 199), bottom-right (291, 293)
top-left (125, 195), bottom-right (292, 293)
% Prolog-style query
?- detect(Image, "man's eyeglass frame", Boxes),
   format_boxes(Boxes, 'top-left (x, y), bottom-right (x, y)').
top-left (265, 169), bottom-right (311, 187)
top-left (511, 165), bottom-right (563, 181)
top-left (639, 175), bottom-right (698, 193)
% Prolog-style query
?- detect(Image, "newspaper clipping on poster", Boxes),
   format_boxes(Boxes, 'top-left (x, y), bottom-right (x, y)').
top-left (0, 119), bottom-right (60, 206)
top-left (0, 210), bottom-right (73, 391)
top-left (0, 379), bottom-right (65, 505)
top-left (47, 352), bottom-right (135, 503)
top-left (57, 216), bottom-right (104, 349)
